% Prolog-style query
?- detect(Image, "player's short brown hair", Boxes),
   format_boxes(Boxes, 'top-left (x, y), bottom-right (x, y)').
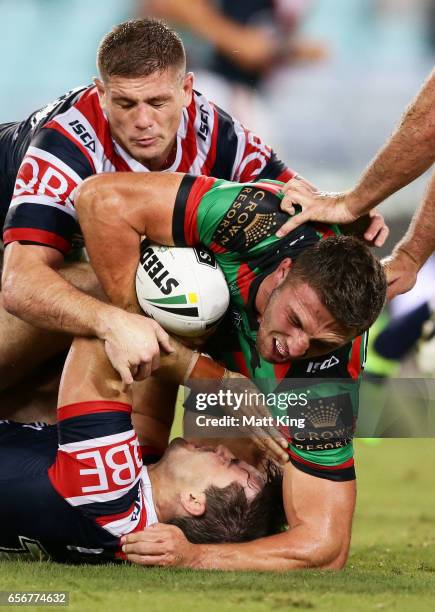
top-left (97, 18), bottom-right (186, 80)
top-left (169, 462), bottom-right (285, 543)
top-left (284, 235), bottom-right (386, 337)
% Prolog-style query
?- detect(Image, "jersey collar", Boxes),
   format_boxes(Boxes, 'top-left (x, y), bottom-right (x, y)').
top-left (141, 466), bottom-right (158, 526)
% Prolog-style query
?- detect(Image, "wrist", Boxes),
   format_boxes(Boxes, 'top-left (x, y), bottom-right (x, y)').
top-left (186, 354), bottom-right (226, 383)
top-left (186, 543), bottom-right (208, 569)
top-left (393, 243), bottom-right (422, 270)
top-left (94, 303), bottom-right (122, 341)
top-left (344, 189), bottom-right (371, 219)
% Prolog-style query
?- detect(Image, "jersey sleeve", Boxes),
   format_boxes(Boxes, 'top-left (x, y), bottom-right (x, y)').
top-left (2, 125), bottom-right (94, 255)
top-left (211, 103), bottom-right (295, 183)
top-left (172, 174), bottom-right (289, 251)
top-left (47, 401), bottom-right (152, 541)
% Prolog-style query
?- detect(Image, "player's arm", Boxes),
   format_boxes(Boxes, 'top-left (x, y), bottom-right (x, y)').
top-left (75, 172), bottom-right (185, 309)
top-left (0, 127), bottom-right (114, 337)
top-left (277, 69), bottom-right (435, 236)
top-left (2, 136), bottom-right (173, 384)
top-left (2, 243), bottom-right (111, 336)
top-left (121, 462), bottom-right (355, 570)
top-left (383, 168), bottom-right (435, 299)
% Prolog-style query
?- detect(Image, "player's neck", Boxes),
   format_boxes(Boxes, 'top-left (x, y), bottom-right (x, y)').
top-left (255, 273), bottom-right (277, 318)
top-left (147, 463), bottom-right (178, 522)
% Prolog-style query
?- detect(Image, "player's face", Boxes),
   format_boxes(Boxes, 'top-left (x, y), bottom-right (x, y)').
top-left (167, 439), bottom-right (264, 502)
top-left (95, 68), bottom-right (193, 170)
top-left (257, 280), bottom-right (351, 362)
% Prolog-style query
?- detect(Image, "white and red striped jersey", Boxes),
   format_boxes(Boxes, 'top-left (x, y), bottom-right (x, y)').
top-left (48, 400), bottom-right (157, 561)
top-left (3, 85), bottom-right (294, 254)
top-left (0, 401), bottom-right (158, 563)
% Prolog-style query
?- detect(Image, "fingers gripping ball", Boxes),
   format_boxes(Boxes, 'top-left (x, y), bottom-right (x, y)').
top-left (136, 242), bottom-right (230, 337)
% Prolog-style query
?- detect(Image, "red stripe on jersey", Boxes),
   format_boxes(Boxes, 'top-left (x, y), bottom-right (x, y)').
top-left (3, 228), bottom-right (71, 254)
top-left (184, 176), bottom-right (217, 245)
top-left (57, 401), bottom-right (132, 422)
top-left (288, 448), bottom-right (354, 471)
top-left (273, 363), bottom-right (291, 380)
top-left (275, 168), bottom-right (296, 182)
top-left (201, 106), bottom-right (219, 175)
top-left (44, 122), bottom-right (95, 171)
top-left (207, 240), bottom-right (226, 254)
top-left (314, 223), bottom-right (336, 239)
top-left (233, 351), bottom-right (251, 377)
top-left (75, 88), bottom-right (134, 172)
top-left (177, 99), bottom-right (198, 173)
top-left (236, 263), bottom-right (255, 305)
top-left (252, 181), bottom-right (283, 195)
top-left (95, 499), bottom-right (139, 527)
top-left (237, 129), bottom-right (272, 182)
top-left (347, 335), bottom-right (362, 380)
top-left (115, 549), bottom-right (127, 560)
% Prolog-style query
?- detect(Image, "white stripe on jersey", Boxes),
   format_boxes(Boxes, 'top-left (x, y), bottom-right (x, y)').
top-left (52, 107), bottom-right (117, 174)
top-left (142, 465), bottom-right (158, 525)
top-left (188, 94), bottom-right (215, 175)
top-left (58, 428), bottom-right (135, 454)
top-left (26, 146), bottom-right (83, 186)
top-left (65, 470), bottom-right (142, 506)
top-left (9, 195), bottom-right (77, 218)
top-left (230, 120), bottom-right (248, 181)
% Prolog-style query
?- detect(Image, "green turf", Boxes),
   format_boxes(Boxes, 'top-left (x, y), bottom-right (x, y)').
top-left (1, 434), bottom-right (435, 611)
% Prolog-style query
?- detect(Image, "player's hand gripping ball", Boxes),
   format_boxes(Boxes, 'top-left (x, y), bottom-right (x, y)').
top-left (136, 242), bottom-right (230, 337)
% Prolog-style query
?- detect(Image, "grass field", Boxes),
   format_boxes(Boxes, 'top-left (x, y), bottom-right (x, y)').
top-left (0, 439), bottom-right (434, 612)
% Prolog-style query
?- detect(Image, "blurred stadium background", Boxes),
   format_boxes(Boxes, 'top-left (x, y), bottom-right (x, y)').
top-left (0, 0), bottom-right (434, 609)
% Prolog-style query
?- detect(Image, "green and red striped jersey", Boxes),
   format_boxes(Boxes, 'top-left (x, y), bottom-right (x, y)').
top-left (174, 175), bottom-right (367, 481)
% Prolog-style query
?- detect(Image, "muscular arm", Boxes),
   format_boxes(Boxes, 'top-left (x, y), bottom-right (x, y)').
top-left (2, 243), bottom-right (113, 336)
top-left (75, 172), bottom-right (183, 308)
top-left (1, 241), bottom-right (173, 385)
top-left (122, 462), bottom-right (356, 571)
top-left (346, 70), bottom-right (435, 215)
top-left (384, 168), bottom-right (435, 298)
top-left (278, 70), bottom-right (435, 241)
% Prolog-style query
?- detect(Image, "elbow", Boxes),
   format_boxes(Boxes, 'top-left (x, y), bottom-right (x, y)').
top-left (1, 269), bottom-right (21, 317)
top-left (75, 174), bottom-right (121, 222)
top-left (297, 535), bottom-right (350, 571)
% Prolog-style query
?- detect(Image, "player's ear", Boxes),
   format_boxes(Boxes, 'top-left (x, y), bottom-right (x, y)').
top-left (182, 72), bottom-right (194, 107)
top-left (180, 490), bottom-right (206, 517)
top-left (94, 77), bottom-right (107, 105)
top-left (274, 258), bottom-right (293, 288)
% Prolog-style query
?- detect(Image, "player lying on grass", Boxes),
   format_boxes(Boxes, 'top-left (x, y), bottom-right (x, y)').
top-left (73, 171), bottom-right (387, 570)
top-left (0, 334), bottom-right (285, 564)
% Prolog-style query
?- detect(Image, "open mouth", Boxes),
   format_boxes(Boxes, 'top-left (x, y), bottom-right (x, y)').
top-left (273, 337), bottom-right (290, 360)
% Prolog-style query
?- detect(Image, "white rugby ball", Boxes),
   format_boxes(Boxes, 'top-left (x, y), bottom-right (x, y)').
top-left (136, 242), bottom-right (230, 337)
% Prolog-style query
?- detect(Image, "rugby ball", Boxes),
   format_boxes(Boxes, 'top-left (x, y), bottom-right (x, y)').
top-left (136, 242), bottom-right (230, 337)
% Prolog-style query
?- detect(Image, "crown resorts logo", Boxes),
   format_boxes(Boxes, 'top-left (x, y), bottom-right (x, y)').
top-left (244, 212), bottom-right (278, 247)
top-left (302, 400), bottom-right (341, 429)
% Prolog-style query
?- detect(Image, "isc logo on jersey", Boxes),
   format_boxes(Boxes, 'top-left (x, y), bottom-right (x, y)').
top-left (136, 243), bottom-right (230, 337)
